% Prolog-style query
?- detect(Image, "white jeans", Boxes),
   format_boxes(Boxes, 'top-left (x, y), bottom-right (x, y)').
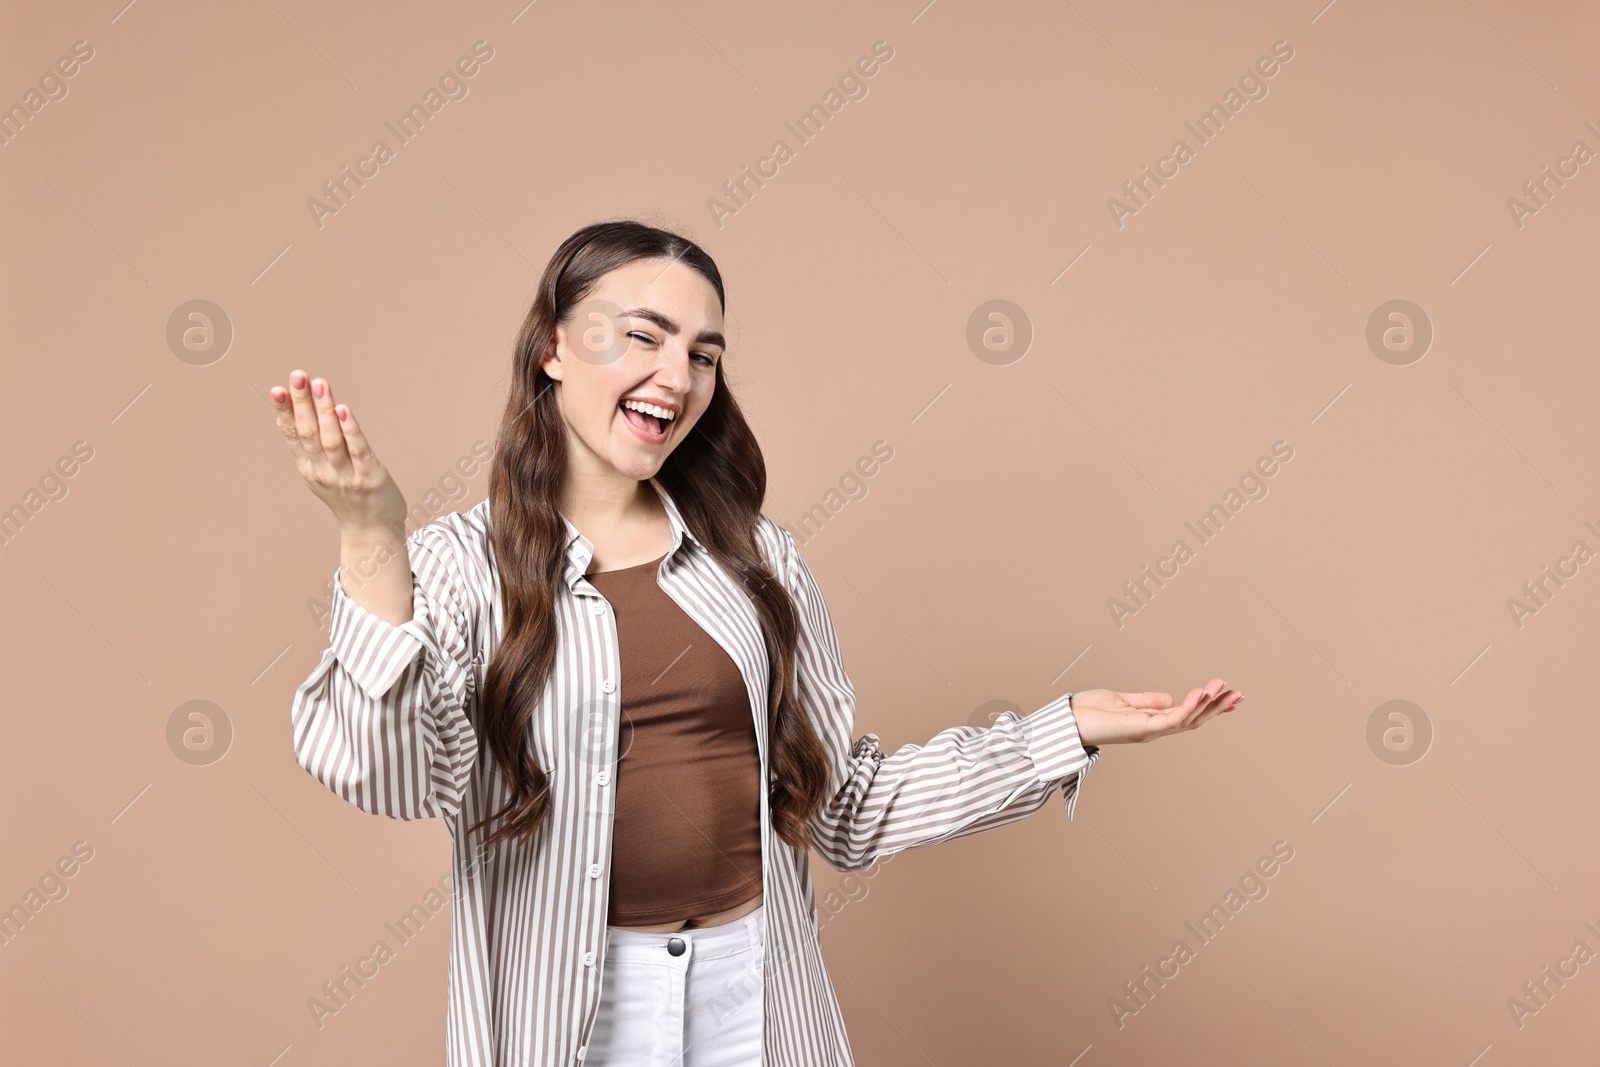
top-left (585, 902), bottom-right (766, 1067)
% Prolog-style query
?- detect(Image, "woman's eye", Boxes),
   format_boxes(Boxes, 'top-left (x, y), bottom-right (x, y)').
top-left (628, 331), bottom-right (716, 366)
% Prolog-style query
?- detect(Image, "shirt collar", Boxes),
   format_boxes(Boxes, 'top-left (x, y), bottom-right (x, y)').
top-left (561, 476), bottom-right (698, 584)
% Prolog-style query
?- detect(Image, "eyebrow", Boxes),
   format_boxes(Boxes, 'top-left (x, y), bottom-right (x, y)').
top-left (619, 307), bottom-right (726, 351)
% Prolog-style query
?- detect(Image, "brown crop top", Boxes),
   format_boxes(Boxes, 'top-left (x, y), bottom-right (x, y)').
top-left (585, 552), bottom-right (764, 925)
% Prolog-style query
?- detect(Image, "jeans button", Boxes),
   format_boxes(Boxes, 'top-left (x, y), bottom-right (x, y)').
top-left (667, 937), bottom-right (686, 956)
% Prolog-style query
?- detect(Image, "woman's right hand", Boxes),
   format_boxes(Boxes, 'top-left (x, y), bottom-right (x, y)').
top-left (271, 369), bottom-right (407, 535)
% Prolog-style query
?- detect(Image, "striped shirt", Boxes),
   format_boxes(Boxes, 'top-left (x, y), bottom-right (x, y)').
top-left (290, 476), bottom-right (1099, 1066)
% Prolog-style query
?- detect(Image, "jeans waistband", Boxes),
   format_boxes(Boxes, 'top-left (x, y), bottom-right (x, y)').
top-left (605, 902), bottom-right (764, 958)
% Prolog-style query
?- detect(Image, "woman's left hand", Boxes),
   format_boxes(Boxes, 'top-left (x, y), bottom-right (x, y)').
top-left (1070, 678), bottom-right (1243, 746)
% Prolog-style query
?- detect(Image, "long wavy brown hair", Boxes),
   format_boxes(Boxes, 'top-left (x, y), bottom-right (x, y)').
top-left (471, 218), bottom-right (831, 854)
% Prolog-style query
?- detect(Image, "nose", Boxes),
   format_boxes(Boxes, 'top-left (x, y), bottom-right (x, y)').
top-left (649, 340), bottom-right (692, 394)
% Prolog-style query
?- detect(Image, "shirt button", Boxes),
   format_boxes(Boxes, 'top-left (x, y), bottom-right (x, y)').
top-left (596, 770), bottom-right (610, 786)
top-left (577, 1047), bottom-right (587, 1061)
top-left (601, 679), bottom-right (615, 693)
top-left (583, 950), bottom-right (595, 966)
top-left (588, 863), bottom-right (601, 878)
top-left (590, 602), bottom-right (606, 615)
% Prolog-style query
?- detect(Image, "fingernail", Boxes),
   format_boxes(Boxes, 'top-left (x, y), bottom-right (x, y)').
top-left (313, 379), bottom-right (325, 397)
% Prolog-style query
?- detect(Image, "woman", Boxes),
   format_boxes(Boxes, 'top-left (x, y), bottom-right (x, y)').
top-left (275, 219), bottom-right (1243, 1067)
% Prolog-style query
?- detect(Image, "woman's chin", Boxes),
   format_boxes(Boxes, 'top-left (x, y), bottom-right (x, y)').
top-left (610, 449), bottom-right (668, 481)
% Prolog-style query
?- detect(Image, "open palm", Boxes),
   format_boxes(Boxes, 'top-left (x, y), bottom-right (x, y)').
top-left (1071, 679), bottom-right (1243, 746)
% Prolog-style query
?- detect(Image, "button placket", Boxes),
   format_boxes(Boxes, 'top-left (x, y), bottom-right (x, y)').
top-left (582, 589), bottom-right (617, 1021)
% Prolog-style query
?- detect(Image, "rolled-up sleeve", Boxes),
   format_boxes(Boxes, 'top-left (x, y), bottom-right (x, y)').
top-left (290, 530), bottom-right (479, 821)
top-left (783, 530), bottom-right (1099, 873)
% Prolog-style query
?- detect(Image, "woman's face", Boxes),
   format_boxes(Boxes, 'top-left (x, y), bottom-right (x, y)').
top-left (541, 257), bottom-right (725, 483)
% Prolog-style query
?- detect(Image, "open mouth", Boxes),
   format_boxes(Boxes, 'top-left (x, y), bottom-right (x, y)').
top-left (619, 400), bottom-right (672, 442)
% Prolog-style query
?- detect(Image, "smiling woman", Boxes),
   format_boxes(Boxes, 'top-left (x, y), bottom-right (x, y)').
top-left (535, 256), bottom-right (729, 494)
top-left (275, 217), bottom-right (1240, 1067)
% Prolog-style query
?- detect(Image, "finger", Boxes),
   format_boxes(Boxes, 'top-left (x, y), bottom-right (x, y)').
top-left (1171, 690), bottom-right (1205, 728)
top-left (1190, 696), bottom-right (1239, 728)
top-left (1191, 678), bottom-right (1226, 711)
top-left (1174, 682), bottom-right (1225, 728)
top-left (1191, 689), bottom-right (1243, 728)
top-left (309, 376), bottom-right (351, 462)
top-left (337, 399), bottom-right (374, 468)
top-left (288, 369), bottom-right (322, 449)
top-left (270, 384), bottom-right (303, 445)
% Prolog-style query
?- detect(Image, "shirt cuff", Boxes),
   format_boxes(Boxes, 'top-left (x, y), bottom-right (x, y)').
top-left (327, 562), bottom-right (429, 702)
top-left (1019, 691), bottom-right (1100, 819)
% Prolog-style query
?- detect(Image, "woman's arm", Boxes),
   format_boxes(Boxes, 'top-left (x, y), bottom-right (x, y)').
top-left (272, 370), bottom-right (479, 821)
top-left (290, 528), bottom-right (480, 820)
top-left (773, 526), bottom-right (1099, 873)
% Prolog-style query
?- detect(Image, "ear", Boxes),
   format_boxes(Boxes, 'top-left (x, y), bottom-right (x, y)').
top-left (540, 327), bottom-right (565, 382)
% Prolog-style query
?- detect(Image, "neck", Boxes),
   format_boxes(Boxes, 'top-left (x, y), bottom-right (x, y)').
top-left (558, 468), bottom-right (658, 534)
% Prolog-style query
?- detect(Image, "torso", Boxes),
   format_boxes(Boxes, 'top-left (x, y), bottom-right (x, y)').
top-left (581, 490), bottom-right (765, 933)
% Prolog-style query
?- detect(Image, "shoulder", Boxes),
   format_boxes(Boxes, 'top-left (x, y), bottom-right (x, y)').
top-left (407, 499), bottom-right (496, 608)
top-left (753, 513), bottom-right (795, 578)
top-left (409, 498), bottom-right (491, 558)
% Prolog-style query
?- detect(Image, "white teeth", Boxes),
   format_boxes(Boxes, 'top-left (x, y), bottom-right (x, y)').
top-left (620, 399), bottom-right (676, 422)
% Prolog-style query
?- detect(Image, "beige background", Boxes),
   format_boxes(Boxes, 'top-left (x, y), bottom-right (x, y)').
top-left (4, 0), bottom-right (1599, 1063)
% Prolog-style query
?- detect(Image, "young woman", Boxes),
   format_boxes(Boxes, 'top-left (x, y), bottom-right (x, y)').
top-left (275, 219), bottom-right (1243, 1067)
